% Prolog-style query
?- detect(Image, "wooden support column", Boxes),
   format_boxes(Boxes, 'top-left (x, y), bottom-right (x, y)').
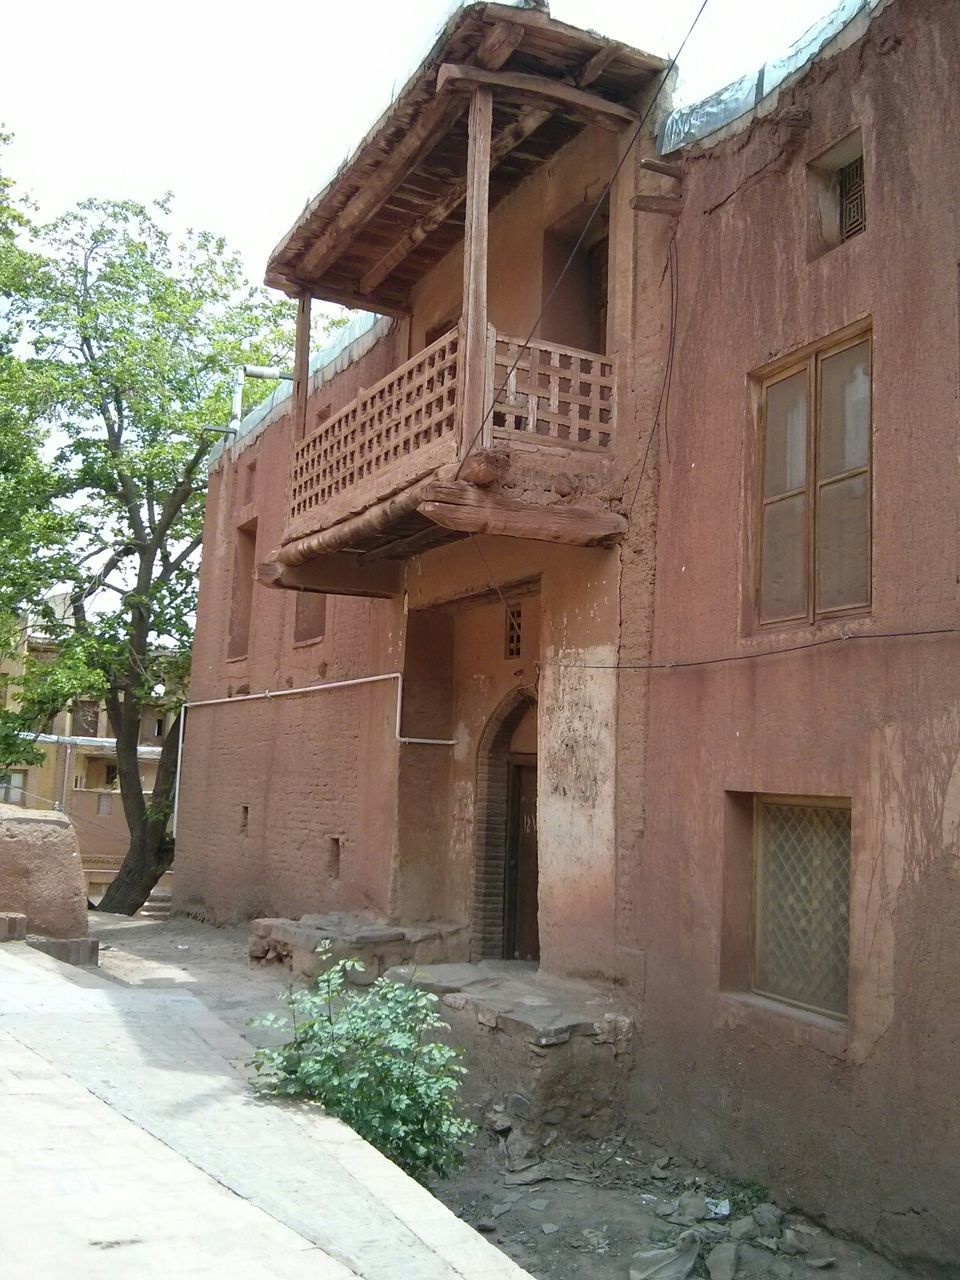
top-left (460, 86), bottom-right (493, 457)
top-left (292, 292), bottom-right (311, 442)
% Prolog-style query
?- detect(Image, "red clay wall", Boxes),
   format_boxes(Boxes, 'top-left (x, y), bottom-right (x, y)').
top-left (618, 0), bottom-right (960, 1266)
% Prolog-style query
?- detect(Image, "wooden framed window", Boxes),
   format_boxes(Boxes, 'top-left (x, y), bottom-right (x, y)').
top-left (754, 795), bottom-right (851, 1019)
top-left (758, 330), bottom-right (871, 625)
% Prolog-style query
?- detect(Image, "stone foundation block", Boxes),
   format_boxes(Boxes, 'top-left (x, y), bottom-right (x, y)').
top-left (0, 912), bottom-right (27, 941)
top-left (27, 935), bottom-right (100, 966)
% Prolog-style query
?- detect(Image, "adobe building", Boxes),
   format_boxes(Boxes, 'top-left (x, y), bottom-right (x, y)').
top-left (176, 0), bottom-right (960, 1268)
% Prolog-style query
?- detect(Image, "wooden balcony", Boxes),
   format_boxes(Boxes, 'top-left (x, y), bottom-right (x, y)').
top-left (273, 323), bottom-right (621, 581)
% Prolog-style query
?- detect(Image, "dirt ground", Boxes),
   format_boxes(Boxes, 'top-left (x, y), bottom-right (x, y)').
top-left (89, 913), bottom-right (920, 1280)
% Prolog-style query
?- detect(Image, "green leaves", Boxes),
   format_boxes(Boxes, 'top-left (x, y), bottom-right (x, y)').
top-left (251, 951), bottom-right (476, 1183)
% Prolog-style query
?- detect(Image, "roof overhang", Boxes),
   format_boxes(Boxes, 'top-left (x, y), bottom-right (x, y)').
top-left (265, 3), bottom-right (666, 314)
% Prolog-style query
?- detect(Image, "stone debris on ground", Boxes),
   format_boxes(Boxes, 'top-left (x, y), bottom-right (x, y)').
top-left (89, 915), bottom-right (923, 1280)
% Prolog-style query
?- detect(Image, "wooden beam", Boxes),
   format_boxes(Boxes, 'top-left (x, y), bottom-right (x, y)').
top-left (417, 481), bottom-right (627, 547)
top-left (294, 26), bottom-right (522, 282)
top-left (631, 194), bottom-right (683, 216)
top-left (460, 87), bottom-right (492, 455)
top-left (276, 276), bottom-right (411, 317)
top-left (640, 157), bottom-right (683, 180)
top-left (292, 293), bottom-right (311, 443)
top-left (481, 5), bottom-right (667, 75)
top-left (357, 35), bottom-right (630, 297)
top-left (257, 553), bottom-right (402, 599)
top-left (576, 41), bottom-right (625, 87)
top-left (437, 64), bottom-right (640, 132)
top-left (360, 103), bottom-right (551, 295)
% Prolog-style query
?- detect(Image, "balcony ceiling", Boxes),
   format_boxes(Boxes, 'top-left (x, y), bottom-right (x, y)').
top-left (265, 3), bottom-right (665, 315)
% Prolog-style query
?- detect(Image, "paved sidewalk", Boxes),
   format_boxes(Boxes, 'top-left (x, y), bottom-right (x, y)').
top-left (0, 944), bottom-right (531, 1279)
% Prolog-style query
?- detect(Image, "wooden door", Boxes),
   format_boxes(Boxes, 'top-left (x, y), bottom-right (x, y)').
top-left (504, 761), bottom-right (539, 961)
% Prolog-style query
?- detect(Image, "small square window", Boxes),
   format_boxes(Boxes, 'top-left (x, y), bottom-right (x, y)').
top-left (753, 797), bottom-right (850, 1019)
top-left (807, 129), bottom-right (865, 257)
top-left (504, 605), bottom-right (522, 659)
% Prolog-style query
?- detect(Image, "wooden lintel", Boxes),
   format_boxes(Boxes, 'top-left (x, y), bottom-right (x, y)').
top-left (294, 30), bottom-right (521, 282)
top-left (417, 482), bottom-right (627, 547)
top-left (640, 157), bottom-right (683, 181)
top-left (359, 102), bottom-right (551, 295)
top-left (631, 193), bottom-right (684, 216)
top-left (360, 525), bottom-right (457, 563)
top-left (257, 553), bottom-right (402, 599)
top-left (437, 64), bottom-right (639, 132)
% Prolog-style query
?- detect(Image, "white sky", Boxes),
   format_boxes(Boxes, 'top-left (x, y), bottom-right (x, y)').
top-left (3, 0), bottom-right (833, 286)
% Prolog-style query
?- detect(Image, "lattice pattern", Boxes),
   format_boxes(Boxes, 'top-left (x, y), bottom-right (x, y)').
top-left (754, 801), bottom-right (850, 1018)
top-left (289, 329), bottom-right (460, 517)
top-left (491, 335), bottom-right (615, 451)
top-left (839, 155), bottom-right (865, 241)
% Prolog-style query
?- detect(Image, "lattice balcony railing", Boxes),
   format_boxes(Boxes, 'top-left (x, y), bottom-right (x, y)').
top-left (289, 327), bottom-right (461, 520)
top-left (286, 325), bottom-right (617, 533)
top-left (491, 334), bottom-right (616, 452)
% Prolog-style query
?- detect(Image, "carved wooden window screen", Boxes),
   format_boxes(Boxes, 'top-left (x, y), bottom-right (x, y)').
top-left (491, 335), bottom-right (615, 452)
top-left (754, 797), bottom-right (850, 1018)
top-left (289, 328), bottom-right (459, 517)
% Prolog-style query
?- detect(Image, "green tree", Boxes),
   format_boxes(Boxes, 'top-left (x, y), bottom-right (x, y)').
top-left (1, 150), bottom-right (298, 911)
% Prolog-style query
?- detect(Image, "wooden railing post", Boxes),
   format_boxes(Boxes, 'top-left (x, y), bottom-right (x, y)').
top-left (460, 86), bottom-right (492, 459)
top-left (292, 292), bottom-right (311, 442)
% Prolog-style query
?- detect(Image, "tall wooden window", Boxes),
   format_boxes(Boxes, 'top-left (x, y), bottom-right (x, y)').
top-left (759, 332), bottom-right (871, 625)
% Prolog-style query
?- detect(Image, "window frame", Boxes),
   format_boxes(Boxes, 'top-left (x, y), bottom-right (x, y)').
top-left (756, 325), bottom-right (872, 627)
top-left (751, 792), bottom-right (852, 1021)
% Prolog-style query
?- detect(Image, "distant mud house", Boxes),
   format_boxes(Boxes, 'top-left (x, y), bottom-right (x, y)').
top-left (176, 0), bottom-right (960, 1269)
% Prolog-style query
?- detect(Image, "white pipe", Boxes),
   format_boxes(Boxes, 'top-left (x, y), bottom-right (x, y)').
top-left (171, 706), bottom-right (187, 839)
top-left (170, 671), bottom-right (454, 840)
top-left (243, 365), bottom-right (294, 381)
top-left (60, 742), bottom-right (71, 811)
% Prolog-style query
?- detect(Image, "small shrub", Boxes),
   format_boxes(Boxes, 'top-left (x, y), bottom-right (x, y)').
top-left (251, 950), bottom-right (475, 1183)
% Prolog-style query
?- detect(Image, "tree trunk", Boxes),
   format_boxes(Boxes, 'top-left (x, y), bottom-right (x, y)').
top-left (96, 710), bottom-right (181, 916)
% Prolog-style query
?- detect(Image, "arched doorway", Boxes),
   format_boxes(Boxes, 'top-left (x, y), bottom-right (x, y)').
top-left (472, 689), bottom-right (539, 961)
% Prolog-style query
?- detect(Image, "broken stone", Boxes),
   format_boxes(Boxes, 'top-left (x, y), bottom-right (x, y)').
top-left (770, 1262), bottom-right (796, 1280)
top-left (491, 1203), bottom-right (512, 1217)
top-left (756, 1236), bottom-right (781, 1252)
top-left (476, 1220), bottom-right (497, 1233)
top-left (807, 1258), bottom-right (837, 1270)
top-left (484, 1106), bottom-right (512, 1133)
top-left (527, 1197), bottom-right (549, 1211)
top-left (705, 1241), bottom-right (738, 1280)
top-left (704, 1197), bottom-right (731, 1219)
top-left (543, 1105), bottom-right (567, 1124)
top-left (508, 1093), bottom-right (532, 1119)
top-left (752, 1202), bottom-right (784, 1234)
top-left (629, 1229), bottom-right (700, 1279)
top-left (778, 1228), bottom-right (808, 1256)
top-left (650, 1156), bottom-right (672, 1179)
top-left (541, 1223), bottom-right (560, 1235)
top-left (504, 1129), bottom-right (538, 1171)
top-left (670, 1191), bottom-right (708, 1224)
top-left (729, 1215), bottom-right (760, 1241)
top-left (634, 1212), bottom-right (679, 1246)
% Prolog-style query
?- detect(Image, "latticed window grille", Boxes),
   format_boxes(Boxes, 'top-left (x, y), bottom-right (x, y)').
top-left (754, 799), bottom-right (851, 1018)
top-left (838, 156), bottom-right (865, 241)
top-left (504, 606), bottom-right (522, 659)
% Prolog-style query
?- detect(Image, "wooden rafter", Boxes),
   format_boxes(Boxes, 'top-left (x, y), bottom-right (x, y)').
top-left (640, 157), bottom-right (683, 180)
top-left (418, 481), bottom-right (627, 547)
top-left (437, 64), bottom-right (640, 132)
top-left (359, 104), bottom-right (552, 295)
top-left (294, 23), bottom-right (524, 283)
top-left (358, 39), bottom-right (627, 297)
top-left (631, 193), bottom-right (683, 216)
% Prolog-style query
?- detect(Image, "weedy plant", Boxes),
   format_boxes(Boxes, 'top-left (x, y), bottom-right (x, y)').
top-left (251, 947), bottom-right (475, 1183)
